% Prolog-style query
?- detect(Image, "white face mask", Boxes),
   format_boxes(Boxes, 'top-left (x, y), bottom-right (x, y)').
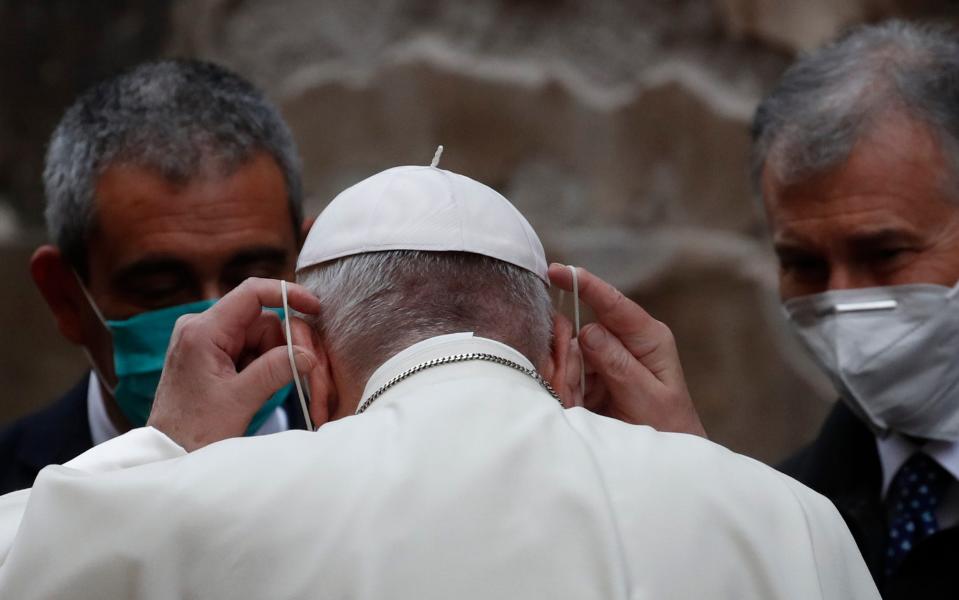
top-left (784, 282), bottom-right (959, 441)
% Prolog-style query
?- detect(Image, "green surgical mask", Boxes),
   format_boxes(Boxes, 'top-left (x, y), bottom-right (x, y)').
top-left (78, 286), bottom-right (290, 435)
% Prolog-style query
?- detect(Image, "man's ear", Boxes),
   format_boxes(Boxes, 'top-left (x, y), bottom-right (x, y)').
top-left (303, 326), bottom-right (338, 428)
top-left (30, 245), bottom-right (86, 345)
top-left (544, 311), bottom-right (583, 408)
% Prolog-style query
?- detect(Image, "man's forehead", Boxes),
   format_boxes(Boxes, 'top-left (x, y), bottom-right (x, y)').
top-left (763, 116), bottom-right (959, 226)
top-left (766, 184), bottom-right (941, 249)
top-left (95, 153), bottom-right (287, 216)
top-left (89, 153), bottom-right (295, 265)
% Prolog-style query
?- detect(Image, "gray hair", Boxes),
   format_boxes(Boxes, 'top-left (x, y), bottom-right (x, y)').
top-left (44, 59), bottom-right (303, 277)
top-left (751, 20), bottom-right (959, 193)
top-left (297, 251), bottom-right (554, 385)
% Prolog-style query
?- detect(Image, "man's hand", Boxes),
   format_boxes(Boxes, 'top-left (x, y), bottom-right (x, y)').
top-left (148, 278), bottom-right (322, 451)
top-left (549, 264), bottom-right (706, 437)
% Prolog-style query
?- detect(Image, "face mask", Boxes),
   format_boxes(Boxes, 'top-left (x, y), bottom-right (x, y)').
top-left (784, 282), bottom-right (959, 441)
top-left (78, 284), bottom-right (291, 435)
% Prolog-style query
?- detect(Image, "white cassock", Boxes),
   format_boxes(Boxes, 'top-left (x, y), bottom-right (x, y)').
top-left (0, 333), bottom-right (878, 599)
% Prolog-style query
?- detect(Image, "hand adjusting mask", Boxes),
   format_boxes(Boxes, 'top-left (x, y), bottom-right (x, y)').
top-left (785, 281), bottom-right (959, 441)
top-left (77, 278), bottom-right (291, 434)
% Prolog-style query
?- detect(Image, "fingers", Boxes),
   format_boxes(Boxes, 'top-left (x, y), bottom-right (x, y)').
top-left (243, 310), bottom-right (285, 356)
top-left (232, 344), bottom-right (318, 407)
top-left (288, 317), bottom-right (333, 428)
top-left (579, 321), bottom-right (704, 436)
top-left (151, 280), bottom-right (326, 450)
top-left (548, 264), bottom-right (658, 346)
top-left (579, 322), bottom-right (662, 400)
top-left (286, 315), bottom-right (314, 350)
top-left (206, 278), bottom-right (320, 343)
top-left (549, 263), bottom-right (686, 388)
top-left (582, 373), bottom-right (608, 412)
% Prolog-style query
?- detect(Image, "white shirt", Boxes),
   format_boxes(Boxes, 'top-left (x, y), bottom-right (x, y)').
top-left (85, 371), bottom-right (288, 445)
top-left (875, 433), bottom-right (959, 527)
top-left (0, 335), bottom-right (879, 599)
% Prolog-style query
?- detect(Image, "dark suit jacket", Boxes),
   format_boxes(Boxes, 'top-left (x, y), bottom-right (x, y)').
top-left (0, 374), bottom-right (309, 495)
top-left (780, 403), bottom-right (959, 599)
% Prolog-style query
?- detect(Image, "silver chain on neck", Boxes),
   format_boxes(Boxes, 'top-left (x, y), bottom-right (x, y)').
top-left (356, 352), bottom-right (562, 414)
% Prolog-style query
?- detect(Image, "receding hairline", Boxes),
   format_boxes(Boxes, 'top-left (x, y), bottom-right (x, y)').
top-left (760, 106), bottom-right (959, 214)
top-left (751, 20), bottom-right (959, 197)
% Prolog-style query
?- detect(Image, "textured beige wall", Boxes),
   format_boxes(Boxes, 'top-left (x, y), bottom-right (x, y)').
top-left (4, 0), bottom-right (957, 462)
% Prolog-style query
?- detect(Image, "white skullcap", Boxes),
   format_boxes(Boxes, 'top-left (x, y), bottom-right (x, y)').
top-left (296, 165), bottom-right (548, 281)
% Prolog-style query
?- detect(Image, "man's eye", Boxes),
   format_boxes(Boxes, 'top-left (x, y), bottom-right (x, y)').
top-left (224, 263), bottom-right (286, 290)
top-left (780, 257), bottom-right (828, 280)
top-left (120, 277), bottom-right (192, 306)
top-left (129, 285), bottom-right (192, 308)
top-left (873, 248), bottom-right (910, 261)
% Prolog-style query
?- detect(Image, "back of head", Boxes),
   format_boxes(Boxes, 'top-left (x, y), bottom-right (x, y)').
top-left (44, 58), bottom-right (303, 277)
top-left (298, 250), bottom-right (553, 384)
top-left (295, 163), bottom-right (553, 385)
top-left (751, 20), bottom-right (959, 193)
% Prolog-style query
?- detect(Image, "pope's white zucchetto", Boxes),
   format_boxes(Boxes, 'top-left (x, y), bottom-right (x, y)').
top-left (295, 164), bottom-right (548, 282)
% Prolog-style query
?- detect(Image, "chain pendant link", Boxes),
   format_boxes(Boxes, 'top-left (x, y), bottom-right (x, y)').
top-left (356, 352), bottom-right (562, 414)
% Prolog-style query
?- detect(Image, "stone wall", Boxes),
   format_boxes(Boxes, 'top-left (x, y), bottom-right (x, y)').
top-left (3, 1), bottom-right (957, 463)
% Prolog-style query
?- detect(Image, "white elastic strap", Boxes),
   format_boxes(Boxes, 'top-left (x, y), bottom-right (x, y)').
top-left (81, 346), bottom-right (117, 396)
top-left (281, 281), bottom-right (314, 431)
top-left (569, 265), bottom-right (586, 399)
top-left (72, 271), bottom-right (116, 394)
top-left (73, 271), bottom-right (109, 327)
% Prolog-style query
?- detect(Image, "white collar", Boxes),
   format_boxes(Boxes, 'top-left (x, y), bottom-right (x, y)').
top-left (87, 373), bottom-right (121, 446)
top-left (875, 432), bottom-right (959, 497)
top-left (86, 371), bottom-right (289, 445)
top-left (359, 332), bottom-right (537, 411)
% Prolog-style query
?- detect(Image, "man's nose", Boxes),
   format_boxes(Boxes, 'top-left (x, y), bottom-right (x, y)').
top-left (826, 265), bottom-right (877, 291)
top-left (199, 281), bottom-right (222, 302)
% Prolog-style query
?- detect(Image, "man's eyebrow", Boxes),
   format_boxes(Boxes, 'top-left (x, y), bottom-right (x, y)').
top-left (772, 225), bottom-right (921, 251)
top-left (847, 228), bottom-right (922, 246)
top-left (771, 232), bottom-right (816, 254)
top-left (771, 243), bottom-right (823, 265)
top-left (111, 255), bottom-right (192, 285)
top-left (224, 246), bottom-right (290, 267)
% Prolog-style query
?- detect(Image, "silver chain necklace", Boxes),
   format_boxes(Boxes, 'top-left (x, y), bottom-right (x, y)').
top-left (356, 352), bottom-right (562, 414)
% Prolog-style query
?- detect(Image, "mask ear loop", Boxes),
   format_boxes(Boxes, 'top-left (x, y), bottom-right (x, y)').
top-left (281, 280), bottom-right (314, 432)
top-left (568, 265), bottom-right (586, 399)
top-left (72, 271), bottom-right (117, 396)
top-left (73, 271), bottom-right (109, 327)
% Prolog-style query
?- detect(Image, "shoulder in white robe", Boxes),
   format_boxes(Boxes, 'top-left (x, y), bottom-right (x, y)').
top-left (0, 334), bottom-right (878, 599)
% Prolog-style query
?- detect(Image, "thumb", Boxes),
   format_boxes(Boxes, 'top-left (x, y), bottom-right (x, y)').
top-left (231, 345), bottom-right (318, 411)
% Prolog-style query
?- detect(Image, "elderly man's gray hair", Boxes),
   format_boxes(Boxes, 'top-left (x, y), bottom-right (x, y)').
top-left (44, 59), bottom-right (303, 277)
top-left (298, 251), bottom-right (554, 384)
top-left (751, 20), bottom-right (959, 193)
